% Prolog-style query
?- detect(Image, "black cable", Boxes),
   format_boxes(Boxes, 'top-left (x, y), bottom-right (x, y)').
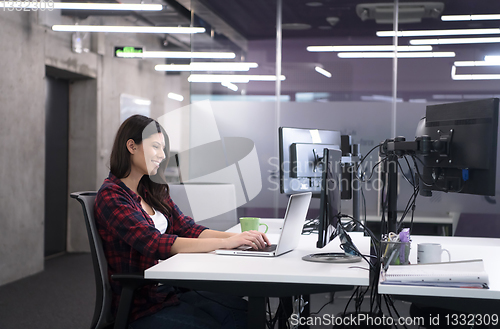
top-left (370, 230), bottom-right (384, 316)
top-left (396, 184), bottom-right (419, 232)
top-left (397, 161), bottom-right (415, 188)
top-left (309, 298), bottom-right (332, 316)
top-left (370, 266), bottom-right (379, 314)
top-left (355, 287), bottom-right (362, 313)
top-left (340, 214), bottom-right (379, 245)
top-left (354, 286), bottom-right (366, 314)
top-left (361, 187), bottom-right (367, 231)
top-left (410, 199), bottom-right (417, 234)
top-left (337, 220), bottom-right (377, 269)
top-left (342, 286), bottom-right (360, 317)
top-left (380, 157), bottom-right (389, 237)
top-left (383, 294), bottom-right (397, 329)
top-left (339, 244), bottom-right (375, 270)
top-left (412, 153), bottom-right (426, 167)
top-left (266, 298), bottom-right (273, 329)
top-left (386, 294), bottom-right (409, 329)
top-left (404, 156), bottom-right (416, 186)
top-left (366, 157), bottom-right (386, 314)
top-left (269, 301), bottom-right (283, 329)
top-left (353, 142), bottom-right (385, 184)
top-left (192, 291), bottom-right (247, 312)
top-left (386, 295), bottom-right (407, 329)
top-left (396, 157), bottom-right (420, 231)
top-left (357, 285), bottom-right (370, 313)
top-left (411, 155), bottom-right (435, 187)
top-left (413, 163), bottom-right (463, 194)
top-left (302, 218), bottom-right (319, 235)
top-left (356, 143), bottom-right (384, 170)
top-left (357, 158), bottom-right (385, 183)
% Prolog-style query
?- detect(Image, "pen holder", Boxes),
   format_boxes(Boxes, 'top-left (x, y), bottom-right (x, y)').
top-left (381, 241), bottom-right (411, 266)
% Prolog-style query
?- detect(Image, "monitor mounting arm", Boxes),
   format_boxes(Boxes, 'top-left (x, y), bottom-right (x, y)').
top-left (379, 132), bottom-right (453, 158)
top-left (378, 133), bottom-right (453, 235)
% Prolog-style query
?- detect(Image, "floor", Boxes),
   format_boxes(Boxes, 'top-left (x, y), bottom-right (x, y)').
top-left (0, 253), bottom-right (419, 329)
top-left (0, 253), bottom-right (94, 329)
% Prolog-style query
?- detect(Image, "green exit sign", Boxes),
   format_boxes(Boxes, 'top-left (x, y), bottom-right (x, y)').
top-left (115, 47), bottom-right (144, 58)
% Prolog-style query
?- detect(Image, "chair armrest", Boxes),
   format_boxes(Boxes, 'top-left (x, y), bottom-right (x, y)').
top-left (111, 273), bottom-right (162, 329)
top-left (111, 273), bottom-right (159, 288)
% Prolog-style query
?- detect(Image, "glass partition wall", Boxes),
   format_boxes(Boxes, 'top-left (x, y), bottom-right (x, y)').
top-left (184, 0), bottom-right (500, 220)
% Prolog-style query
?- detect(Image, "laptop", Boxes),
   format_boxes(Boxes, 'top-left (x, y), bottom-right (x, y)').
top-left (215, 192), bottom-right (312, 257)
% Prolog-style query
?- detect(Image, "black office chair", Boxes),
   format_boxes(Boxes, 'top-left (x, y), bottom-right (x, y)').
top-left (71, 191), bottom-right (154, 329)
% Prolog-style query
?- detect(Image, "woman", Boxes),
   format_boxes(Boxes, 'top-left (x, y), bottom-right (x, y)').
top-left (94, 115), bottom-right (269, 329)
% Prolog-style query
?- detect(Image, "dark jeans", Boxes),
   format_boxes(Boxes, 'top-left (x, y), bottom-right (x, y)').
top-left (129, 291), bottom-right (248, 329)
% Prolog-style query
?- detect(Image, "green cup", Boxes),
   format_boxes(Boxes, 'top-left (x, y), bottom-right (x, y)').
top-left (239, 217), bottom-right (268, 233)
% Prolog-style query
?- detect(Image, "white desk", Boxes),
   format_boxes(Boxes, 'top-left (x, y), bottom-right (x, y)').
top-left (379, 235), bottom-right (500, 313)
top-left (145, 219), bottom-right (371, 328)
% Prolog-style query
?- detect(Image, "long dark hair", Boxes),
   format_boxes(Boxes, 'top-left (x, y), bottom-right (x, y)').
top-left (110, 114), bottom-right (172, 216)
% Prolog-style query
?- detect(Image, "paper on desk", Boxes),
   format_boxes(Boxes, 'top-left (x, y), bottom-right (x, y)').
top-left (381, 259), bottom-right (489, 289)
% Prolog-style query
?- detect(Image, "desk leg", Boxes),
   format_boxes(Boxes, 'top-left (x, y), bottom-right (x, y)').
top-left (278, 295), bottom-right (311, 329)
top-left (278, 297), bottom-right (292, 329)
top-left (248, 296), bottom-right (267, 329)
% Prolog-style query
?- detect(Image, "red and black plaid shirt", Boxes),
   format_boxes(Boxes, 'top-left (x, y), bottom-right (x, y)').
top-left (94, 172), bottom-right (208, 322)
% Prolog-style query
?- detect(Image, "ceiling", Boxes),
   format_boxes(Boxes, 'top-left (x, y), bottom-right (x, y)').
top-left (62, 1), bottom-right (500, 52)
top-left (60, 0), bottom-right (500, 99)
top-left (191, 0), bottom-right (500, 40)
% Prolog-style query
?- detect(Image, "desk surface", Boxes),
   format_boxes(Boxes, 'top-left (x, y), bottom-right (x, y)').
top-left (379, 235), bottom-right (500, 300)
top-left (145, 219), bottom-right (371, 287)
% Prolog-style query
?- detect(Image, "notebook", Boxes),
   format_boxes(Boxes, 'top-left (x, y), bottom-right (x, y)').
top-left (215, 192), bottom-right (312, 257)
top-left (381, 259), bottom-right (489, 289)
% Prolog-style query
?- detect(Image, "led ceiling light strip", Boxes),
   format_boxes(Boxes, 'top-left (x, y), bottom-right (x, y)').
top-left (167, 93), bottom-right (184, 101)
top-left (307, 45), bottom-right (432, 52)
top-left (454, 61), bottom-right (500, 67)
top-left (0, 2), bottom-right (163, 10)
top-left (54, 3), bottom-right (162, 10)
top-left (410, 37), bottom-right (500, 45)
top-left (314, 66), bottom-right (332, 78)
top-left (187, 74), bottom-right (286, 83)
top-left (485, 56), bottom-right (500, 62)
top-left (221, 82), bottom-right (238, 91)
top-left (155, 62), bottom-right (258, 72)
top-left (116, 51), bottom-right (236, 59)
top-left (451, 66), bottom-right (500, 80)
top-left (337, 52), bottom-right (455, 58)
top-left (377, 28), bottom-right (500, 37)
top-left (442, 14), bottom-right (500, 21)
top-left (52, 25), bottom-right (206, 34)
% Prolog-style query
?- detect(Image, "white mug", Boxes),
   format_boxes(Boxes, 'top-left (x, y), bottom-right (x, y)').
top-left (417, 243), bottom-right (451, 264)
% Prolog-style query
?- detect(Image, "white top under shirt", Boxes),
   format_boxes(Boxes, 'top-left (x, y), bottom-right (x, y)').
top-left (149, 209), bottom-right (168, 234)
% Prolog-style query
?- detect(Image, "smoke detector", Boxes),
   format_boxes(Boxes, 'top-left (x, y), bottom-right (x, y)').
top-left (356, 2), bottom-right (444, 24)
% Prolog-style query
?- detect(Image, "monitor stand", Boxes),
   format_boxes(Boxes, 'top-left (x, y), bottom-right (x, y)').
top-left (302, 252), bottom-right (362, 263)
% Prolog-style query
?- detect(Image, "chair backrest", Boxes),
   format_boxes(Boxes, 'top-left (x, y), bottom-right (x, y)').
top-left (71, 191), bottom-right (114, 329)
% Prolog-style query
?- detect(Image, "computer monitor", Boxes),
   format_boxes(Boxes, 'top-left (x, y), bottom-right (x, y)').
top-left (380, 98), bottom-right (499, 234)
top-left (302, 148), bottom-right (361, 263)
top-left (317, 148), bottom-right (342, 248)
top-left (278, 127), bottom-right (341, 196)
top-left (415, 98), bottom-right (499, 197)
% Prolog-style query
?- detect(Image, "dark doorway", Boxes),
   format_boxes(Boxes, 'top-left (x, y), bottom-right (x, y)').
top-left (44, 75), bottom-right (70, 257)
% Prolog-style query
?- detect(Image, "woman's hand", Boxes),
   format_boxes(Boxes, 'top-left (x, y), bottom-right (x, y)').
top-left (222, 231), bottom-right (271, 250)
